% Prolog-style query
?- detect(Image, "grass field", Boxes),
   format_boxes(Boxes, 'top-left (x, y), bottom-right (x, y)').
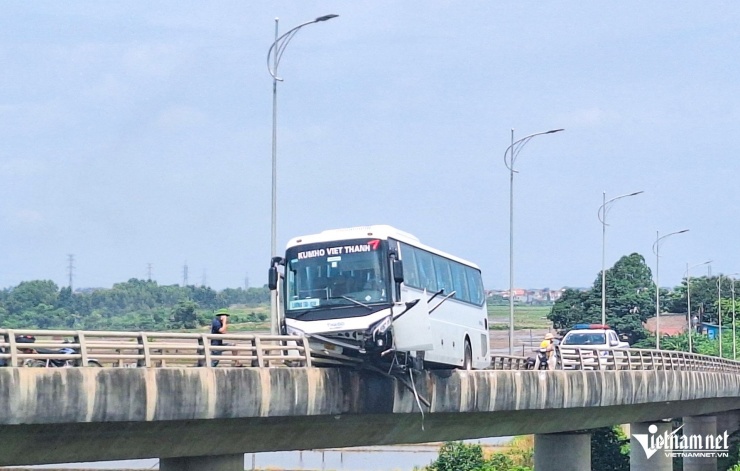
top-left (217, 303), bottom-right (554, 333)
top-left (487, 304), bottom-right (553, 330)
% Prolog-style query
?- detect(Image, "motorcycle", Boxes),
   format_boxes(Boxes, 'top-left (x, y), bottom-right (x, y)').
top-left (20, 337), bottom-right (103, 368)
top-left (536, 347), bottom-right (550, 370)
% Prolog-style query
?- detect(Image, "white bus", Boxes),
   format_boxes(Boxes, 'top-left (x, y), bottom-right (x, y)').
top-left (268, 225), bottom-right (490, 370)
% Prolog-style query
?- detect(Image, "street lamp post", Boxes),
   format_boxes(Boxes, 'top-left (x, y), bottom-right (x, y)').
top-left (504, 128), bottom-right (564, 355)
top-left (732, 276), bottom-right (737, 360)
top-left (597, 190), bottom-right (643, 325)
top-left (266, 14), bottom-right (338, 334)
top-left (718, 275), bottom-right (724, 358)
top-left (686, 260), bottom-right (711, 353)
top-left (652, 229), bottom-right (688, 349)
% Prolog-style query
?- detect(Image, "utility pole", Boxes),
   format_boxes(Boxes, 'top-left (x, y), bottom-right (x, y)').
top-left (182, 262), bottom-right (189, 286)
top-left (147, 263), bottom-right (153, 281)
top-left (201, 269), bottom-right (207, 288)
top-left (245, 273), bottom-right (249, 290)
top-left (67, 254), bottom-right (75, 290)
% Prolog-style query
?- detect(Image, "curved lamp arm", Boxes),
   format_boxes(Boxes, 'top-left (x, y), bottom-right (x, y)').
top-left (504, 129), bottom-right (564, 172)
top-left (598, 191), bottom-right (644, 225)
top-left (267, 14), bottom-right (339, 81)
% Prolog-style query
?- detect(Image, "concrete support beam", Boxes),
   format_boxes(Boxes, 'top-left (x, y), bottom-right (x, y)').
top-left (683, 415), bottom-right (717, 471)
top-left (534, 432), bottom-right (590, 471)
top-left (716, 409), bottom-right (740, 437)
top-left (159, 453), bottom-right (244, 471)
top-left (630, 421), bottom-right (672, 471)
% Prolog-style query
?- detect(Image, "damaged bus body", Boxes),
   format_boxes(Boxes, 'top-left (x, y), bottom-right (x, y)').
top-left (268, 225), bottom-right (489, 370)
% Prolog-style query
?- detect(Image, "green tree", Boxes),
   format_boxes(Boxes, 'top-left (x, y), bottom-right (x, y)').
top-left (548, 253), bottom-right (654, 344)
top-left (666, 275), bottom-right (729, 324)
top-left (424, 442), bottom-right (488, 471)
top-left (172, 300), bottom-right (199, 329)
top-left (591, 427), bottom-right (630, 471)
top-left (5, 280), bottom-right (59, 315)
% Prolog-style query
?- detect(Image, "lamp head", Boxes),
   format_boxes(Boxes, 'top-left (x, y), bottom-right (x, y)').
top-left (315, 14), bottom-right (339, 22)
top-left (546, 129), bottom-right (565, 134)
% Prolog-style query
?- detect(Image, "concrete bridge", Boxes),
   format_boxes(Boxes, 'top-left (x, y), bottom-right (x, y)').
top-left (1, 366), bottom-right (739, 471)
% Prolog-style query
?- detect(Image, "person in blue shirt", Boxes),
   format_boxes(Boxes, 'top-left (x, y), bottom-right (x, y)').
top-left (210, 309), bottom-right (231, 366)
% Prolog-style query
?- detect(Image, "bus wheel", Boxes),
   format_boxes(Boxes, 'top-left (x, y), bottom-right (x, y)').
top-left (462, 340), bottom-right (472, 370)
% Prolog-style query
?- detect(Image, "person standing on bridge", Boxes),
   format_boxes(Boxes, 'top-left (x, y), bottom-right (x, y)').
top-left (537, 333), bottom-right (556, 370)
top-left (210, 309), bottom-right (237, 367)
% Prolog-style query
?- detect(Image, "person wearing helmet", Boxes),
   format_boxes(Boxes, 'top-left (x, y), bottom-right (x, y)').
top-left (537, 332), bottom-right (556, 370)
top-left (210, 309), bottom-right (241, 367)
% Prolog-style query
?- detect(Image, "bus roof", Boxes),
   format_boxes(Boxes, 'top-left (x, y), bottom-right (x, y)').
top-left (285, 225), bottom-right (481, 270)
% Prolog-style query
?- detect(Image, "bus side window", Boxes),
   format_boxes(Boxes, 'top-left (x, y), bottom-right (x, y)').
top-left (466, 266), bottom-right (484, 305)
top-left (399, 243), bottom-right (421, 288)
top-left (433, 257), bottom-right (453, 295)
top-left (415, 249), bottom-right (437, 292)
top-left (450, 261), bottom-right (471, 303)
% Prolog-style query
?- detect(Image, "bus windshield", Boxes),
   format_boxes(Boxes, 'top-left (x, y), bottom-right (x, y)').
top-left (284, 238), bottom-right (390, 315)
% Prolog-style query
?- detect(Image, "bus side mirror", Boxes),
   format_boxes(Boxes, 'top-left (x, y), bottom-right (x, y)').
top-left (393, 259), bottom-right (404, 283)
top-left (268, 266), bottom-right (278, 291)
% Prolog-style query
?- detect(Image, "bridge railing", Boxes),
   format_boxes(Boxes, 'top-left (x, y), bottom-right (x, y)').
top-left (4, 328), bottom-right (740, 372)
top-left (557, 346), bottom-right (740, 372)
top-left (490, 347), bottom-right (740, 373)
top-left (0, 329), bottom-right (317, 368)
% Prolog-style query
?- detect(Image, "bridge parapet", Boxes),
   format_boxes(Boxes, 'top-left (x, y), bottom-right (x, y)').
top-left (0, 366), bottom-right (740, 466)
top-left (4, 328), bottom-right (740, 374)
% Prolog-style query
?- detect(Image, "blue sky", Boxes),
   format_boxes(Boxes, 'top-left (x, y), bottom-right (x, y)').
top-left (2, 2), bottom-right (739, 291)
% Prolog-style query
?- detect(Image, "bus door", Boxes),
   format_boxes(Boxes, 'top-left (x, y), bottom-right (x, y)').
top-left (392, 292), bottom-right (433, 352)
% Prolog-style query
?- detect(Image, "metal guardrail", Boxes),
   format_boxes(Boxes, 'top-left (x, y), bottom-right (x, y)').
top-left (0, 329), bottom-right (320, 368)
top-left (4, 329), bottom-right (740, 372)
top-left (492, 346), bottom-right (740, 372)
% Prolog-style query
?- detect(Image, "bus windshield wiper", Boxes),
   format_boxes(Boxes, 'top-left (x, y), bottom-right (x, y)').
top-left (341, 295), bottom-right (373, 310)
top-left (291, 310), bottom-right (313, 320)
top-left (428, 289), bottom-right (444, 303)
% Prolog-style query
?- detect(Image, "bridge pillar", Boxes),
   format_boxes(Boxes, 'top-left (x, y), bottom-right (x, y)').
top-left (534, 432), bottom-right (590, 471)
top-left (630, 421), bottom-right (672, 471)
top-left (159, 453), bottom-right (243, 471)
top-left (683, 415), bottom-right (717, 471)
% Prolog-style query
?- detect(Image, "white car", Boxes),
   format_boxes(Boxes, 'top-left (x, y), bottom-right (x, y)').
top-left (558, 324), bottom-right (630, 370)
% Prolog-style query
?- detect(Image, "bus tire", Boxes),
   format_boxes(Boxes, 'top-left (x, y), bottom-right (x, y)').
top-left (462, 340), bottom-right (472, 370)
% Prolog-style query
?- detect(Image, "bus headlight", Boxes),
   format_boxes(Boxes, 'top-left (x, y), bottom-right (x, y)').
top-left (370, 316), bottom-right (392, 337)
top-left (286, 325), bottom-right (305, 336)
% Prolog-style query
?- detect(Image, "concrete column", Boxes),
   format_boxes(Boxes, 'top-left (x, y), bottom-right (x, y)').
top-left (160, 453), bottom-right (244, 471)
top-left (630, 421), bottom-right (673, 471)
top-left (683, 415), bottom-right (717, 471)
top-left (534, 432), bottom-right (591, 471)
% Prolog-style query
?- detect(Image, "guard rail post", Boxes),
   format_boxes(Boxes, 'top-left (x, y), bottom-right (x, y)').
top-left (253, 337), bottom-right (263, 367)
top-left (1, 330), bottom-right (10, 367)
top-left (7, 330), bottom-right (17, 367)
top-left (75, 331), bottom-right (88, 367)
top-left (137, 333), bottom-right (151, 368)
top-left (301, 336), bottom-right (312, 368)
top-left (197, 335), bottom-right (207, 367)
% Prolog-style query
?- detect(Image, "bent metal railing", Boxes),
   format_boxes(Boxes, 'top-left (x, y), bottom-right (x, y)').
top-left (3, 329), bottom-right (740, 372)
top-left (491, 346), bottom-right (740, 372)
top-left (0, 329), bottom-right (319, 368)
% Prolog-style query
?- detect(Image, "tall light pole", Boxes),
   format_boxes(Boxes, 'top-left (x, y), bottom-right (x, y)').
top-left (719, 272), bottom-right (740, 360)
top-left (731, 275), bottom-right (738, 360)
top-left (652, 229), bottom-right (688, 349)
top-left (598, 190), bottom-right (643, 325)
top-left (504, 128), bottom-right (564, 355)
top-left (267, 14), bottom-right (338, 334)
top-left (686, 260), bottom-right (711, 353)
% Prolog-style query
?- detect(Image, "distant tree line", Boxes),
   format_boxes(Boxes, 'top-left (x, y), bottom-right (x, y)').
top-left (548, 252), bottom-right (740, 354)
top-left (0, 279), bottom-right (270, 331)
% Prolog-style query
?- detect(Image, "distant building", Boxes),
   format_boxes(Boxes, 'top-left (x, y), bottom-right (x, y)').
top-left (486, 287), bottom-right (566, 305)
